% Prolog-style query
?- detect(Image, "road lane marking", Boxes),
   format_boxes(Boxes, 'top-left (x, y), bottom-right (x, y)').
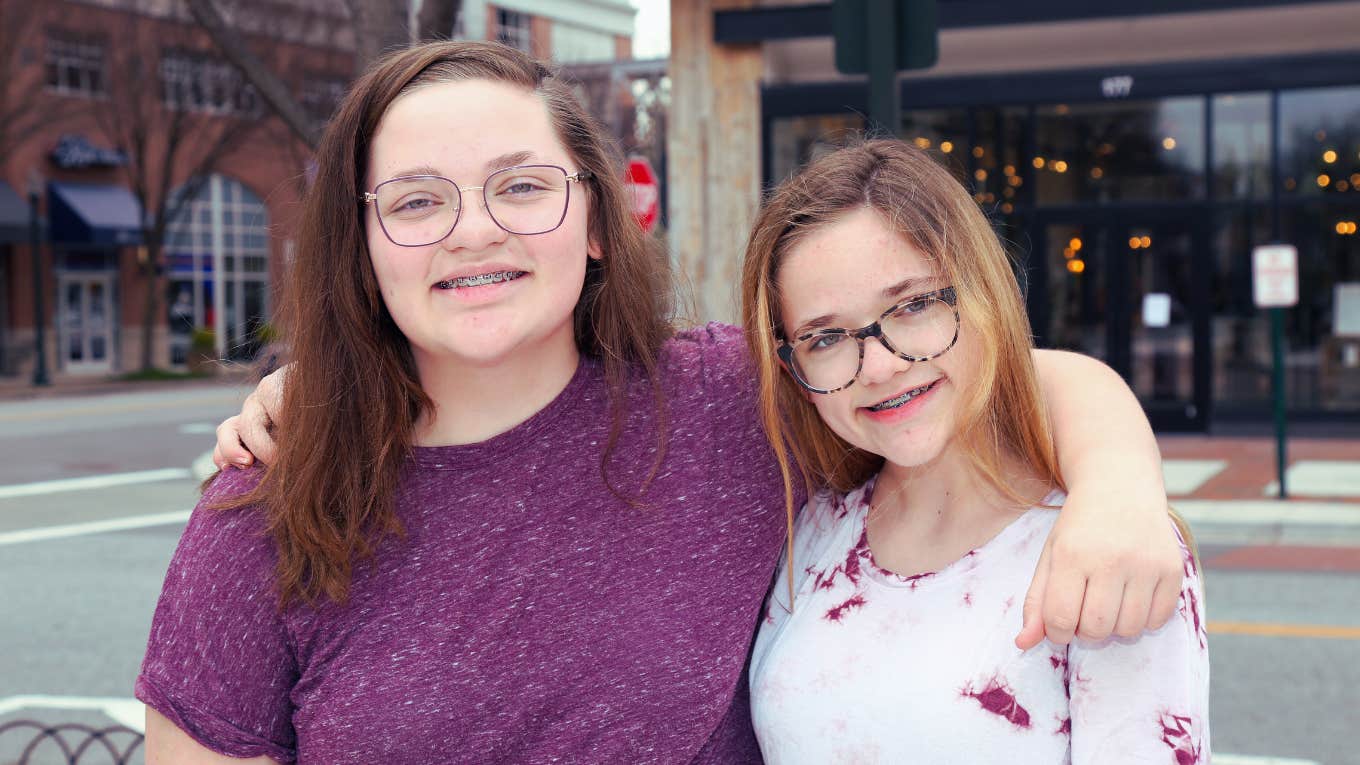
top-left (178, 422), bottom-right (219, 434)
top-left (1218, 751), bottom-right (1321, 756)
top-left (1208, 620), bottom-right (1360, 640)
top-left (0, 510), bottom-right (190, 546)
top-left (0, 695), bottom-right (144, 732)
top-left (0, 468), bottom-right (190, 499)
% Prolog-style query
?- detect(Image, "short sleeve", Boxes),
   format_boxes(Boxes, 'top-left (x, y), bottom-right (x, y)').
top-left (1066, 528), bottom-right (1210, 764)
top-left (135, 468), bottom-right (298, 763)
top-left (693, 322), bottom-right (757, 411)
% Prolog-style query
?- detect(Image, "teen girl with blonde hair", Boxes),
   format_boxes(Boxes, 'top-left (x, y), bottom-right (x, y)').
top-left (744, 139), bottom-right (1208, 763)
top-left (182, 41), bottom-right (1186, 763)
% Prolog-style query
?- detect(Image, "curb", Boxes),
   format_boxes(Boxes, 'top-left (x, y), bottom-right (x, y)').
top-left (1175, 499), bottom-right (1360, 547)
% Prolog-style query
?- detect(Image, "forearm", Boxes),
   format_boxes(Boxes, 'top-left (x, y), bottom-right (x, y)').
top-left (1033, 348), bottom-right (1165, 503)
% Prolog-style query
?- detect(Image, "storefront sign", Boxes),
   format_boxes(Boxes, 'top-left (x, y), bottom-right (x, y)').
top-left (1334, 283), bottom-right (1360, 337)
top-left (1142, 293), bottom-right (1172, 328)
top-left (50, 134), bottom-right (128, 169)
top-left (1252, 244), bottom-right (1298, 308)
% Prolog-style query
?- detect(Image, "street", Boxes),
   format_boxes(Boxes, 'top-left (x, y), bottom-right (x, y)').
top-left (2, 386), bottom-right (1358, 764)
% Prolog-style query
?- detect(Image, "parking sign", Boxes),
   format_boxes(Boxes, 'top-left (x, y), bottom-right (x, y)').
top-left (1253, 244), bottom-right (1298, 308)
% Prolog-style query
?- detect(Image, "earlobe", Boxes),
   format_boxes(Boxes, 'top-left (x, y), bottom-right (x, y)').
top-left (587, 239), bottom-right (604, 261)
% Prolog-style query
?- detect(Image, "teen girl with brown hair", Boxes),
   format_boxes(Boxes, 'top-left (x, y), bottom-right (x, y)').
top-left (163, 41), bottom-right (1182, 763)
top-left (744, 139), bottom-right (1207, 763)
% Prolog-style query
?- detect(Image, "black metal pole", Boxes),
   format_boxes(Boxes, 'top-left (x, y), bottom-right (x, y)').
top-left (1271, 306), bottom-right (1288, 498)
top-left (28, 188), bottom-right (49, 386)
top-left (866, 0), bottom-right (900, 137)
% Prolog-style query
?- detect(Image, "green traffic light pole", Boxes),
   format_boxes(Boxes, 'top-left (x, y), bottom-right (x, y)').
top-left (866, 0), bottom-right (901, 138)
top-left (1271, 306), bottom-right (1287, 499)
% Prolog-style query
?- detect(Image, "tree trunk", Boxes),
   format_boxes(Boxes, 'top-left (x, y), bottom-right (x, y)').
top-left (138, 242), bottom-right (162, 372)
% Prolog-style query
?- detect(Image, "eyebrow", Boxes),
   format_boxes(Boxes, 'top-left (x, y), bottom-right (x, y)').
top-left (380, 151), bottom-right (540, 186)
top-left (791, 275), bottom-right (944, 336)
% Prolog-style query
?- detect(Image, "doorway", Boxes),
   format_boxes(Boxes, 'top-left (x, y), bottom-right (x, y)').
top-left (1032, 210), bottom-right (1212, 431)
top-left (58, 271), bottom-right (114, 374)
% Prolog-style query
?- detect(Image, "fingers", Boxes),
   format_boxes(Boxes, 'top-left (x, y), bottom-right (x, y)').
top-left (1039, 563), bottom-right (1086, 646)
top-left (1015, 539), bottom-right (1052, 650)
top-left (238, 395), bottom-right (278, 465)
top-left (214, 415), bottom-right (253, 469)
top-left (1074, 574), bottom-right (1120, 643)
top-left (1147, 574), bottom-right (1182, 631)
top-left (1112, 576), bottom-right (1155, 639)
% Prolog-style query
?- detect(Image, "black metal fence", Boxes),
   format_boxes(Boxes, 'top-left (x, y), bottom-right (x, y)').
top-left (0, 720), bottom-right (143, 765)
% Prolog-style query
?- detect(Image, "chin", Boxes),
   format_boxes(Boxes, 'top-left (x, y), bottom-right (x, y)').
top-left (877, 431), bottom-right (951, 471)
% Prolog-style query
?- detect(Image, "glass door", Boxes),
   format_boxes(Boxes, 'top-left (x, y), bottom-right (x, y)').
top-left (58, 272), bottom-right (114, 374)
top-left (1034, 212), bottom-right (1211, 430)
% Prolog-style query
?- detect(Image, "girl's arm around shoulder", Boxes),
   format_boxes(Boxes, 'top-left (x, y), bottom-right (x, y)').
top-left (136, 466), bottom-right (298, 763)
top-left (1020, 349), bottom-right (1183, 649)
top-left (1065, 532), bottom-right (1210, 765)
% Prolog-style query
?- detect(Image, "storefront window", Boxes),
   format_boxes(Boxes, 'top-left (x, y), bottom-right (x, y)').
top-left (973, 107), bottom-right (1030, 217)
top-left (165, 174), bottom-right (270, 365)
top-left (769, 113), bottom-right (865, 184)
top-left (1212, 93), bottom-right (1270, 200)
top-left (1033, 97), bottom-right (1205, 204)
top-left (1212, 209), bottom-right (1272, 409)
top-left (900, 108), bottom-right (970, 185)
top-left (1278, 86), bottom-right (1360, 199)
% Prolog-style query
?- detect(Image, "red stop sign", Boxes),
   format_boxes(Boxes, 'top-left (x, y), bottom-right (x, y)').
top-left (624, 156), bottom-right (660, 233)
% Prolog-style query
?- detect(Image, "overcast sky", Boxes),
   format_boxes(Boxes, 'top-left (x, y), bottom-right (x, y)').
top-left (633, 0), bottom-right (670, 59)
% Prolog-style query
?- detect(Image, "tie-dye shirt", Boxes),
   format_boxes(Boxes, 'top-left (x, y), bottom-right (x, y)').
top-left (750, 477), bottom-right (1209, 764)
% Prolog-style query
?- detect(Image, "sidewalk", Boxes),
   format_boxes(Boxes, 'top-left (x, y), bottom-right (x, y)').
top-left (1159, 435), bottom-right (1360, 572)
top-left (0, 368), bottom-right (256, 402)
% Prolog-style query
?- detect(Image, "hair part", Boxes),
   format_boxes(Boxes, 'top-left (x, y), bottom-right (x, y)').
top-left (218, 41), bottom-right (673, 608)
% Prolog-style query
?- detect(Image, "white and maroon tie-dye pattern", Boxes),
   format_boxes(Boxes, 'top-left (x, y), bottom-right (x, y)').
top-left (750, 479), bottom-right (1209, 764)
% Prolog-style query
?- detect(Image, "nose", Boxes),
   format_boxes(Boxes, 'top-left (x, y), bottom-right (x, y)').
top-left (857, 335), bottom-right (912, 387)
top-left (440, 189), bottom-right (508, 253)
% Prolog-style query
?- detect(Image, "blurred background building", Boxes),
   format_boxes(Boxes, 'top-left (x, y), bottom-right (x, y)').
top-left (0, 0), bottom-right (648, 384)
top-left (677, 0), bottom-right (1360, 431)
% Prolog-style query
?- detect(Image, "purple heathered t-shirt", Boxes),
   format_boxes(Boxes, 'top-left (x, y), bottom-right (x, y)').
top-left (136, 324), bottom-right (794, 764)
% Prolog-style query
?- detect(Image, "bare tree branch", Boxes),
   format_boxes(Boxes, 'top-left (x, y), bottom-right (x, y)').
top-left (93, 15), bottom-right (263, 371)
top-left (183, 0), bottom-right (319, 148)
top-left (416, 0), bottom-right (462, 42)
top-left (0, 0), bottom-right (86, 161)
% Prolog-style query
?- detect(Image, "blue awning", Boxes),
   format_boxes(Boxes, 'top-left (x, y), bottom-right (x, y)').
top-left (0, 182), bottom-right (30, 243)
top-left (48, 182), bottom-right (143, 246)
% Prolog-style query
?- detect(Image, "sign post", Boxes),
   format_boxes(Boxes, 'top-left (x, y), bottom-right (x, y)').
top-left (1253, 244), bottom-right (1299, 500)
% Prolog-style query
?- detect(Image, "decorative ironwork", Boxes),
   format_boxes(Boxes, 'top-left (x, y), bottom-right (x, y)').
top-left (0, 719), bottom-right (144, 764)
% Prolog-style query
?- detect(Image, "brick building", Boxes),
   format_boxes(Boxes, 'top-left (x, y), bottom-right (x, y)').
top-left (0, 0), bottom-right (353, 381)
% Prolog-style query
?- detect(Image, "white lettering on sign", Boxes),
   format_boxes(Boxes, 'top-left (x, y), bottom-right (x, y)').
top-left (1253, 244), bottom-right (1299, 308)
top-left (1098, 75), bottom-right (1131, 98)
top-left (1101, 76), bottom-right (1134, 98)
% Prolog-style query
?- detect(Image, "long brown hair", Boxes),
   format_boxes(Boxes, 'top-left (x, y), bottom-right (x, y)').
top-left (741, 140), bottom-right (1065, 592)
top-left (226, 41), bottom-right (673, 608)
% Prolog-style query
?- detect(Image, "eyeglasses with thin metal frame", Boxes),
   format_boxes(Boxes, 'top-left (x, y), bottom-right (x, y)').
top-left (360, 164), bottom-right (592, 247)
top-left (776, 286), bottom-right (960, 395)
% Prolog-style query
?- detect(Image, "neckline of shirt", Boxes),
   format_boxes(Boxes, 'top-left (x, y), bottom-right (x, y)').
top-left (849, 478), bottom-right (1064, 590)
top-left (409, 354), bottom-right (603, 470)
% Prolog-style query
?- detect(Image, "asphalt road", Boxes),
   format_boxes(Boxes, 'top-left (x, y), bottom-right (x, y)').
top-left (1, 385), bottom-right (1357, 764)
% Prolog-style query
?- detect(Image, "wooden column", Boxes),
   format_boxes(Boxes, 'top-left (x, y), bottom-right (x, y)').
top-left (668, 0), bottom-right (762, 323)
